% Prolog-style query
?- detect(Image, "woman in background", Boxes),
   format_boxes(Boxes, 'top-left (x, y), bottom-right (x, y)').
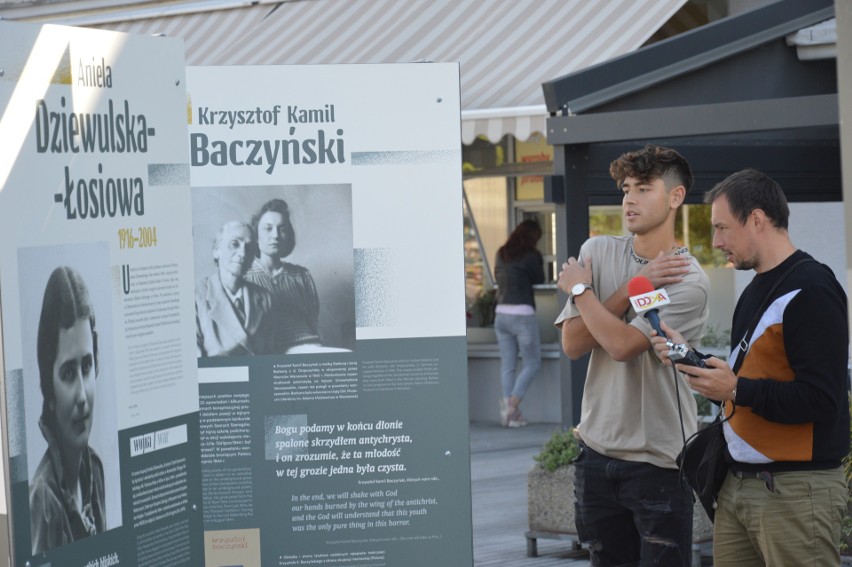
top-left (245, 198), bottom-right (323, 353)
top-left (494, 220), bottom-right (545, 427)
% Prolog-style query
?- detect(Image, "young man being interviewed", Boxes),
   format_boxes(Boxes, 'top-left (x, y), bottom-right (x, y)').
top-left (555, 144), bottom-right (710, 566)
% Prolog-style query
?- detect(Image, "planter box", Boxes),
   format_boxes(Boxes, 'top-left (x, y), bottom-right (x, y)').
top-left (528, 464), bottom-right (713, 543)
top-left (692, 500), bottom-right (713, 543)
top-left (528, 464), bottom-right (577, 534)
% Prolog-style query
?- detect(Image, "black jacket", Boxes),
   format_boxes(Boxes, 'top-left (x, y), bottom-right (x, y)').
top-left (494, 249), bottom-right (544, 307)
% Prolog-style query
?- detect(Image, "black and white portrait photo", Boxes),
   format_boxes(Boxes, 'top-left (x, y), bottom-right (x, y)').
top-left (17, 242), bottom-right (122, 555)
top-left (192, 184), bottom-right (356, 358)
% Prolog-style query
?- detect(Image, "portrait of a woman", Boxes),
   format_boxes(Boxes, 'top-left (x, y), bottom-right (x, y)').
top-left (29, 266), bottom-right (105, 555)
top-left (244, 198), bottom-right (324, 353)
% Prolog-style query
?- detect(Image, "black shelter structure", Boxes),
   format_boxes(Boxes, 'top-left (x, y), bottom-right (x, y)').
top-left (541, 0), bottom-right (840, 426)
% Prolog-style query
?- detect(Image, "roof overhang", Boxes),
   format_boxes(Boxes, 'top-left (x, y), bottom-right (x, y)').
top-left (541, 0), bottom-right (840, 204)
top-left (542, 0), bottom-right (834, 116)
top-left (547, 94), bottom-right (838, 145)
top-left (1, 0), bottom-right (687, 145)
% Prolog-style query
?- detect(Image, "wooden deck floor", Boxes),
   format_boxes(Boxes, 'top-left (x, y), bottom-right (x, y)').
top-left (469, 421), bottom-right (591, 566)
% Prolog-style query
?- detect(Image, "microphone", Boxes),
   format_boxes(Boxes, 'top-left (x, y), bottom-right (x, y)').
top-left (627, 276), bottom-right (671, 338)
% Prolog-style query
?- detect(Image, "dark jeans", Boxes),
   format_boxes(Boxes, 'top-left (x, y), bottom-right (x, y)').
top-left (574, 444), bottom-right (693, 567)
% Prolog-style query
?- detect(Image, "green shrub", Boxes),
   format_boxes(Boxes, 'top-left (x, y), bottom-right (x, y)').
top-left (699, 324), bottom-right (731, 349)
top-left (694, 393), bottom-right (713, 417)
top-left (534, 429), bottom-right (580, 472)
top-left (472, 288), bottom-right (497, 327)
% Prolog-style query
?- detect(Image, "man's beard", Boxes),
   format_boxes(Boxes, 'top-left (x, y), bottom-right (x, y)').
top-left (733, 258), bottom-right (757, 271)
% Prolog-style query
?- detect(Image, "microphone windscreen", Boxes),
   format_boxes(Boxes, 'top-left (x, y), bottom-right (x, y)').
top-left (627, 275), bottom-right (655, 297)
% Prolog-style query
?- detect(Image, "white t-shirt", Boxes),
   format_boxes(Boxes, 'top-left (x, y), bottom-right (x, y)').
top-left (555, 235), bottom-right (710, 468)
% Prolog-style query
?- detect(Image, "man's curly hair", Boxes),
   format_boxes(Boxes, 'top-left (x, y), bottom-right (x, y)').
top-left (609, 144), bottom-right (693, 196)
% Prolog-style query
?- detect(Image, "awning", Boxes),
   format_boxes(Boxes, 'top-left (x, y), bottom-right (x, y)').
top-left (29, 0), bottom-right (687, 144)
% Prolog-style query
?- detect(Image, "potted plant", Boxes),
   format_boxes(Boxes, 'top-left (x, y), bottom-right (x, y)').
top-left (471, 287), bottom-right (497, 327)
top-left (696, 323), bottom-right (732, 365)
top-left (466, 288), bottom-right (498, 343)
top-left (527, 428), bottom-right (579, 535)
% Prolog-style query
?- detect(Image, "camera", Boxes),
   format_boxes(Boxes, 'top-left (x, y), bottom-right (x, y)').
top-left (666, 341), bottom-right (707, 368)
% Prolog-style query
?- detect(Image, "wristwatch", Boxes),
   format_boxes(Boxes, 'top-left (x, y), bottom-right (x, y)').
top-left (569, 282), bottom-right (592, 303)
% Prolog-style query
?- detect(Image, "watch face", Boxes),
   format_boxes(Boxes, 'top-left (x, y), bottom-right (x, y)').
top-left (572, 283), bottom-right (587, 296)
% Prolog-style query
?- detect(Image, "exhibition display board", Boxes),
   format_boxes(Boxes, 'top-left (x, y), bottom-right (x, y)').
top-left (187, 64), bottom-right (472, 566)
top-left (0, 22), bottom-right (204, 567)
top-left (1, 20), bottom-right (471, 567)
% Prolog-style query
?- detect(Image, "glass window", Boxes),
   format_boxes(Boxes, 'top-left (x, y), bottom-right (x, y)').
top-left (463, 177), bottom-right (508, 320)
top-left (462, 135), bottom-right (511, 176)
top-left (517, 209), bottom-right (556, 283)
top-left (589, 203), bottom-right (726, 267)
top-left (590, 205), bottom-right (625, 236)
top-left (462, 134), bottom-right (558, 327)
top-left (676, 205), bottom-right (727, 267)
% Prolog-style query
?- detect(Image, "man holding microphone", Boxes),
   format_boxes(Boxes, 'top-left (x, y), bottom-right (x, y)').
top-left (653, 168), bottom-right (849, 567)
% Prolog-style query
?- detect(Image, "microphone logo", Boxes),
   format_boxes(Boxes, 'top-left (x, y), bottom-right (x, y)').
top-left (629, 289), bottom-right (671, 314)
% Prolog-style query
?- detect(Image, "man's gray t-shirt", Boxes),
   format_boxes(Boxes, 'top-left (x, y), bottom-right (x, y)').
top-left (555, 235), bottom-right (710, 468)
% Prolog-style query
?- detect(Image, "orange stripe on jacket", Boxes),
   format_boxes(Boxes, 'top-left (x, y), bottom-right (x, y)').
top-left (726, 322), bottom-right (814, 462)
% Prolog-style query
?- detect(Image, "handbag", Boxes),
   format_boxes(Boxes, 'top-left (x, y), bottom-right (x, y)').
top-left (676, 258), bottom-right (815, 522)
top-left (676, 409), bottom-right (728, 522)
